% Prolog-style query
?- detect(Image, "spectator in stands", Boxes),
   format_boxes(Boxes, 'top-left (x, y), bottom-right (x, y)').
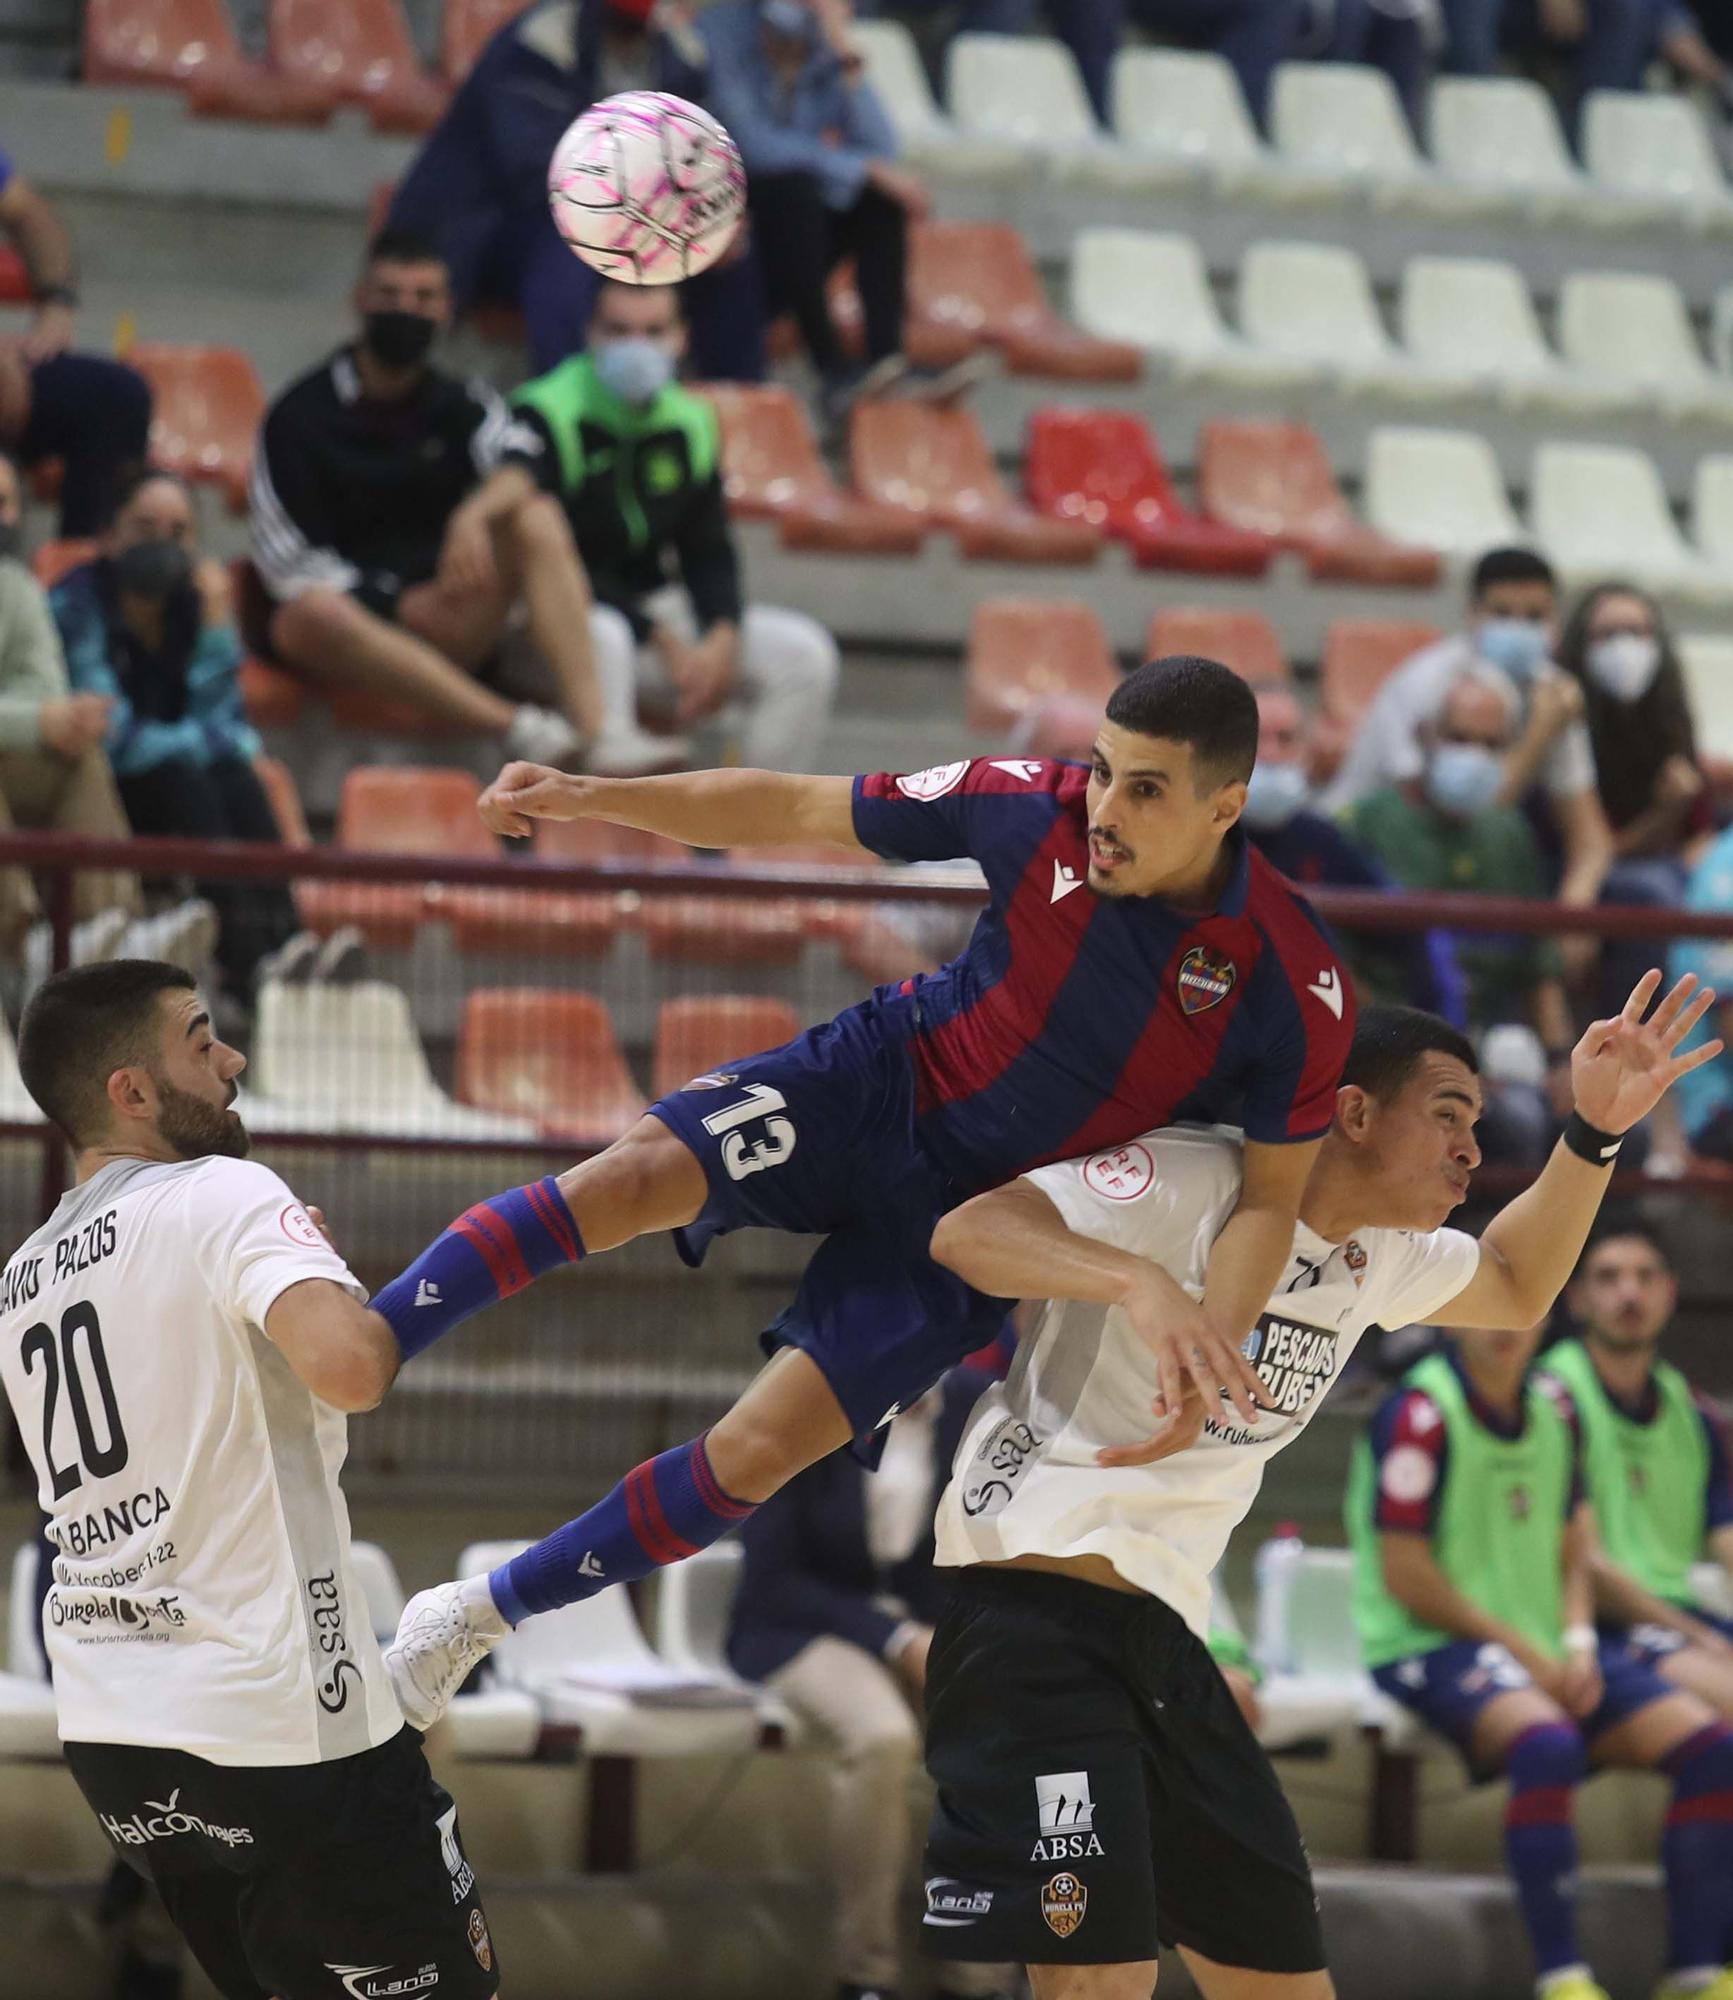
top-left (1439, 0), bottom-right (1728, 104)
top-left (701, 0), bottom-right (971, 425)
top-left (1324, 548), bottom-right (1614, 944)
top-left (1349, 1314), bottom-right (1733, 2000)
top-left (0, 452), bottom-right (215, 1005)
top-left (1670, 836), bottom-right (1733, 1170)
top-left (1312, 0), bottom-right (1437, 128)
top-left (510, 280), bottom-right (839, 771)
top-left (1348, 664), bottom-right (1575, 1164)
top-left (52, 471), bottom-right (301, 1003)
top-left (1244, 684), bottom-right (1466, 1027)
top-left (728, 1368), bottom-right (1014, 2000)
top-left (1543, 1217), bottom-right (1733, 1718)
top-left (251, 231), bottom-right (627, 770)
top-left (389, 0), bottom-right (765, 379)
top-left (0, 155), bottom-right (151, 536)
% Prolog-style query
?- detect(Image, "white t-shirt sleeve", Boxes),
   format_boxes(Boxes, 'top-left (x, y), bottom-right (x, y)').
top-left (1542, 718), bottom-right (1598, 800)
top-left (1371, 1227), bottom-right (1482, 1330)
top-left (191, 1161), bottom-right (367, 1330)
top-left (1023, 1148), bottom-right (1163, 1254)
top-left (1022, 1130), bottom-right (1242, 1267)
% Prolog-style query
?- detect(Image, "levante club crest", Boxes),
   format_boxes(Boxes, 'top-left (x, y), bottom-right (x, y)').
top-left (1176, 946), bottom-right (1237, 1016)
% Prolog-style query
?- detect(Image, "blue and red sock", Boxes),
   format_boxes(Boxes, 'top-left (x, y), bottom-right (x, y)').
top-left (1662, 1720), bottom-right (1733, 1977)
top-left (372, 1177), bottom-right (582, 1362)
top-left (1503, 1722), bottom-right (1585, 1981)
top-left (490, 1432), bottom-right (755, 1625)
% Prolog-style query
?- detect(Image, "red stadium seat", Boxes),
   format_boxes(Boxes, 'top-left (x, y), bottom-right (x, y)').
top-left (1145, 607), bottom-right (1289, 685)
top-left (84, 0), bottom-right (335, 121)
top-left (300, 765), bottom-right (493, 945)
top-left (1025, 409), bottom-right (1273, 576)
top-left (269, 0), bottom-right (449, 133)
top-left (850, 403), bottom-right (1101, 565)
top-left (441, 0), bottom-right (531, 80)
top-left (1311, 617), bottom-right (1442, 782)
top-left (653, 996), bottom-right (803, 1098)
top-left (1199, 421), bottom-right (1442, 589)
top-left (703, 383), bottom-right (924, 555)
top-left (457, 989), bottom-right (647, 1142)
top-left (130, 343), bottom-right (264, 512)
top-left (238, 658), bottom-right (305, 729)
top-left (31, 540), bottom-right (96, 589)
top-left (966, 597), bottom-right (1118, 737)
top-left (441, 812), bottom-right (676, 955)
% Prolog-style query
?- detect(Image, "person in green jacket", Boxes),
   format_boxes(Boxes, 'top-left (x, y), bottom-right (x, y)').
top-left (1350, 1314), bottom-right (1733, 2000)
top-left (1545, 1216), bottom-right (1733, 1718)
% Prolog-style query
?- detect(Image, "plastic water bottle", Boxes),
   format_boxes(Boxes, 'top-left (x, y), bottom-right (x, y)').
top-left (1253, 1522), bottom-right (1305, 1675)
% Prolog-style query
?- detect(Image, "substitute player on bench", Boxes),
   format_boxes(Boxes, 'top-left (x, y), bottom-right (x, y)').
top-left (379, 658), bottom-right (1356, 1721)
top-left (0, 962), bottom-right (500, 2000)
top-left (916, 974), bottom-right (1718, 2000)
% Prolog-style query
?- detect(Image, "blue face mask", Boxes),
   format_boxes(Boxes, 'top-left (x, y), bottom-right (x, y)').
top-left (1425, 742), bottom-right (1503, 820)
top-left (1242, 760), bottom-right (1310, 832)
top-left (593, 335), bottom-right (676, 406)
top-left (1476, 617), bottom-right (1549, 684)
top-left (761, 0), bottom-right (813, 39)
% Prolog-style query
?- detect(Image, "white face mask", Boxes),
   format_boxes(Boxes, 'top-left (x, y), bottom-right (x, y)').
top-left (1585, 631), bottom-right (1662, 704)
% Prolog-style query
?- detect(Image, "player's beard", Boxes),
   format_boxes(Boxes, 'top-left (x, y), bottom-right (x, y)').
top-left (153, 1076), bottom-right (250, 1161)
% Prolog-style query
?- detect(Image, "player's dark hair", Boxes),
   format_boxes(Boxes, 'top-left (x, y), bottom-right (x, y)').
top-left (365, 226), bottom-right (445, 272)
top-left (1580, 1207), bottom-right (1674, 1271)
top-left (1342, 1005), bottom-right (1478, 1101)
top-left (18, 959), bottom-right (197, 1147)
top-left (1469, 546), bottom-right (1556, 600)
top-left (595, 275), bottom-right (685, 320)
top-left (1105, 655), bottom-right (1259, 789)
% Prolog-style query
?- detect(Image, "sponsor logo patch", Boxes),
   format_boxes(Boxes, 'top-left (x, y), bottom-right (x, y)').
top-left (1343, 1239), bottom-right (1368, 1287)
top-left (895, 760), bottom-right (970, 801)
top-left (1176, 945), bottom-right (1236, 1016)
top-left (684, 1072), bottom-right (737, 1091)
top-left (924, 1878), bottom-right (994, 1926)
top-left (437, 1805), bottom-right (475, 1904)
top-left (326, 1966), bottom-right (439, 2000)
top-left (1036, 1772), bottom-right (1094, 1835)
top-left (467, 1909), bottom-right (493, 1973)
top-left (1041, 1871), bottom-right (1088, 1939)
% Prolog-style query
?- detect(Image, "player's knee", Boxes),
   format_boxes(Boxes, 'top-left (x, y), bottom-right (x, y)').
top-left (509, 490), bottom-right (575, 560)
top-left (843, 1699), bottom-right (920, 1767)
top-left (270, 587), bottom-right (363, 661)
top-left (1506, 1720), bottom-right (1586, 1789)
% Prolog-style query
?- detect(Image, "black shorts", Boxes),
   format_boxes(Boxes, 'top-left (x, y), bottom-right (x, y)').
top-left (921, 1569), bottom-right (1325, 1973)
top-left (65, 1725), bottom-right (498, 2000)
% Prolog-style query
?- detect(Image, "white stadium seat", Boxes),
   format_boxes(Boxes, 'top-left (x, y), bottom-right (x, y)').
top-left (1, 1544), bottom-right (59, 1760)
top-left (248, 981), bottom-right (538, 1141)
top-left (1580, 90), bottom-right (1733, 232)
top-left (0, 1016), bottom-right (42, 1125)
top-left (458, 1541), bottom-right (759, 1756)
top-left (654, 1542), bottom-right (800, 1739)
top-left (945, 32), bottom-right (1169, 191)
top-left (1556, 270), bottom-right (1733, 424)
top-left (1071, 228), bottom-right (1321, 390)
top-left (1397, 256), bottom-right (1620, 416)
top-left (1694, 454), bottom-right (1733, 567)
top-left (1364, 425), bottom-right (1524, 556)
top-left (1109, 49), bottom-right (1337, 202)
top-left (851, 20), bottom-right (1025, 182)
top-left (1270, 62), bottom-right (1494, 215)
top-left (1680, 635), bottom-right (1733, 764)
top-left (7, 1543), bottom-right (45, 1682)
top-left (1239, 241), bottom-right (1475, 401)
top-left (1693, 1562), bottom-right (1733, 1620)
top-left (1426, 77), bottom-right (1641, 227)
top-left (1529, 441), bottom-right (1730, 603)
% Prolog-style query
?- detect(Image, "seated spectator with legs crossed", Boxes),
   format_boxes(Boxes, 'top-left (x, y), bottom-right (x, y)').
top-left (251, 230), bottom-right (606, 767)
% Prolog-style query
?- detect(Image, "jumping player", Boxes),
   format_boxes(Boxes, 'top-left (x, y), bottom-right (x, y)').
top-left (380, 657), bottom-right (1356, 1721)
top-left (0, 962), bottom-right (500, 2000)
top-left (913, 974), bottom-right (1715, 2000)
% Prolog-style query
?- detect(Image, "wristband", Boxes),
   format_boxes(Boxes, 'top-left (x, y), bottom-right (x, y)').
top-left (1563, 1623), bottom-right (1596, 1654)
top-left (1561, 1110), bottom-right (1622, 1167)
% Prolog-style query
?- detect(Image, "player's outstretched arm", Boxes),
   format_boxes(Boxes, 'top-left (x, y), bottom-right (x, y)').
top-left (478, 761), bottom-right (862, 850)
top-left (265, 1280), bottom-right (401, 1413)
top-left (1436, 969), bottom-right (1720, 1332)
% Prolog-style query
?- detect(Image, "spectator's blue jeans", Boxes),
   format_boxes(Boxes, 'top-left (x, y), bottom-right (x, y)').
top-left (1320, 0), bottom-right (1431, 128)
top-left (855, 0), bottom-right (1119, 118)
top-left (1599, 854), bottom-right (1688, 1020)
top-left (1441, 0), bottom-right (1680, 91)
top-left (1127, 0), bottom-right (1309, 127)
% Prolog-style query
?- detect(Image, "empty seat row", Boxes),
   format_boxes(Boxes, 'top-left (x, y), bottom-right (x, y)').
top-left (864, 27), bottom-right (1733, 235)
top-left (1073, 231), bottom-right (1733, 423)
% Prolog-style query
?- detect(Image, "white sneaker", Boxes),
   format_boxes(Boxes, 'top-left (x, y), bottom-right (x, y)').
top-left (588, 722), bottom-right (690, 777)
top-left (386, 1575), bottom-right (510, 1730)
top-left (503, 704), bottom-right (582, 767)
top-left (310, 924), bottom-right (366, 983)
top-left (23, 906), bottom-right (129, 994)
top-left (255, 930), bottom-right (321, 987)
top-left (122, 898), bottom-right (220, 977)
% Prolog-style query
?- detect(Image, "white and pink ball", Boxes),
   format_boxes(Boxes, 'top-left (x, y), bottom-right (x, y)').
top-left (547, 90), bottom-right (746, 285)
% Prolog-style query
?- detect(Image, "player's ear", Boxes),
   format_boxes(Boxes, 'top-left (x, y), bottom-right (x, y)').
top-left (1214, 777), bottom-right (1247, 829)
top-left (1332, 1082), bottom-right (1372, 1142)
top-left (104, 1062), bottom-right (153, 1126)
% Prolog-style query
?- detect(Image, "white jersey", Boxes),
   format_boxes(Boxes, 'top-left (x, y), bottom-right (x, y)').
top-left (934, 1126), bottom-right (1481, 1639)
top-left (0, 1157), bottom-right (402, 1766)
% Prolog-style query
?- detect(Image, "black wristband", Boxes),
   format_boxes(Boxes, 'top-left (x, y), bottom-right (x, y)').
top-left (1562, 1111), bottom-right (1623, 1167)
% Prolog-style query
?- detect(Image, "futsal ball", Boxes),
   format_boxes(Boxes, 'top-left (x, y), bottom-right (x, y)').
top-left (547, 91), bottom-right (746, 285)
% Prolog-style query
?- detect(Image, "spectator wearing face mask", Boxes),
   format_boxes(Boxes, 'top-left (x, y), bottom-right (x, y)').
top-left (1323, 547), bottom-right (1614, 948)
top-left (251, 231), bottom-right (637, 770)
top-left (702, 0), bottom-right (973, 428)
top-left (506, 279), bottom-right (840, 771)
top-left (1349, 664), bottom-right (1575, 1164)
top-left (1244, 686), bottom-right (1465, 1025)
top-left (387, 0), bottom-right (765, 380)
top-left (51, 472), bottom-right (304, 1003)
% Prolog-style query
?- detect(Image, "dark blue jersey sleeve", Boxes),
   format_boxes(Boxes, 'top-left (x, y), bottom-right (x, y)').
top-left (1369, 1387), bottom-right (1450, 1537)
top-left (852, 757), bottom-right (1076, 868)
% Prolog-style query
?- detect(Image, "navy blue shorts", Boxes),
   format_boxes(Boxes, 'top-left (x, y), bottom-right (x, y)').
top-left (647, 1000), bottom-right (1011, 1438)
top-left (1373, 1636), bottom-right (1677, 1777)
top-left (1608, 1608), bottom-right (1733, 1671)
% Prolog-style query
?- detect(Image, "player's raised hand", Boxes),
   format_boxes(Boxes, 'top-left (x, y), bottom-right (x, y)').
top-left (1570, 969), bottom-right (1722, 1138)
top-left (478, 763), bottom-right (591, 837)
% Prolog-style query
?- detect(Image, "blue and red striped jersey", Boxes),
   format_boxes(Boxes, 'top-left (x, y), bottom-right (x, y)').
top-left (852, 756), bottom-right (1355, 1192)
